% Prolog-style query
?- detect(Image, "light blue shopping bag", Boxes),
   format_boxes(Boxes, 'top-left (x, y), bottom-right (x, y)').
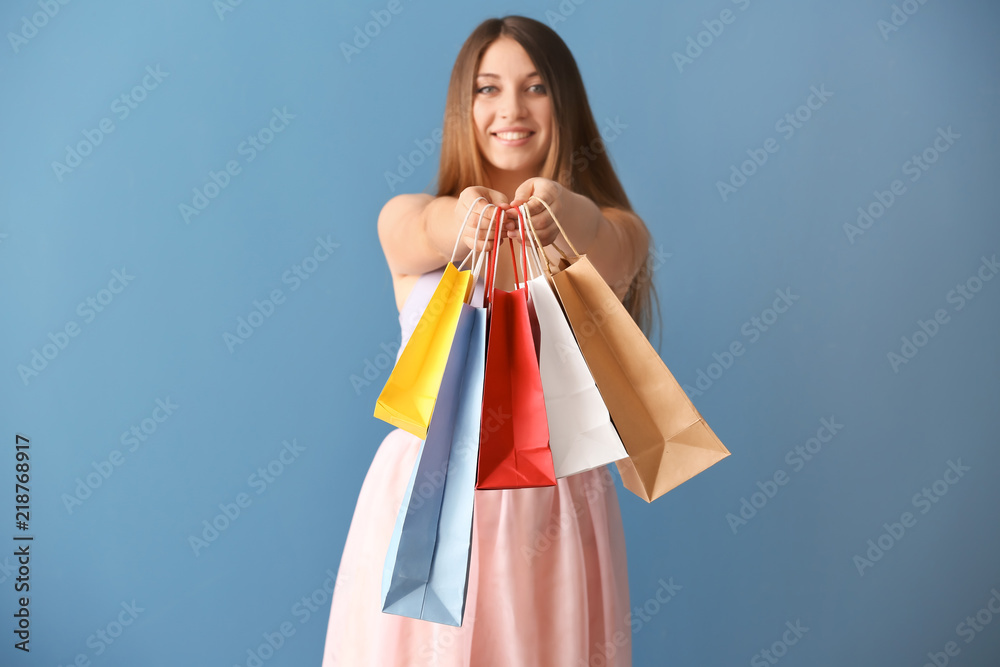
top-left (381, 303), bottom-right (487, 626)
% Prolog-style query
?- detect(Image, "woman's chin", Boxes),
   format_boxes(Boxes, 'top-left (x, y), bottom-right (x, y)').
top-left (484, 153), bottom-right (541, 174)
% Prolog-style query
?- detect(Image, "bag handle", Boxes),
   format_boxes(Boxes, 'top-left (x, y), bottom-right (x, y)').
top-left (485, 225), bottom-right (501, 307)
top-left (483, 217), bottom-right (525, 306)
top-left (450, 196), bottom-right (487, 266)
top-left (528, 195), bottom-right (580, 259)
top-left (470, 207), bottom-right (499, 308)
top-left (508, 226), bottom-right (520, 288)
top-left (453, 199), bottom-right (500, 307)
top-left (505, 212), bottom-right (531, 304)
top-left (460, 203), bottom-right (497, 273)
top-left (518, 203), bottom-right (547, 279)
top-left (485, 205), bottom-right (538, 306)
top-left (470, 206), bottom-right (499, 278)
top-left (513, 204), bottom-right (541, 281)
top-left (517, 206), bottom-right (532, 284)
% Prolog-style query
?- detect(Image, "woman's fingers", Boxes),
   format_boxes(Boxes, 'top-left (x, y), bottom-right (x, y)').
top-left (462, 204), bottom-right (505, 255)
top-left (458, 188), bottom-right (570, 252)
top-left (502, 202), bottom-right (560, 246)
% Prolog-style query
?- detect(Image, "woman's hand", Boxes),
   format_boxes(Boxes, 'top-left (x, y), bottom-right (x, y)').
top-left (507, 178), bottom-right (569, 248)
top-left (455, 186), bottom-right (509, 256)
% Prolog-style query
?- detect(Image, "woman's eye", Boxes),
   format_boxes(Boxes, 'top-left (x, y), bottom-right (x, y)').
top-left (529, 84), bottom-right (547, 94)
top-left (476, 85), bottom-right (497, 94)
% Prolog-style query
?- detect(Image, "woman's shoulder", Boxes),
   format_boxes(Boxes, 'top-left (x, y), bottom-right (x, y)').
top-left (378, 192), bottom-right (435, 225)
top-left (376, 192), bottom-right (438, 265)
top-left (377, 193), bottom-right (440, 311)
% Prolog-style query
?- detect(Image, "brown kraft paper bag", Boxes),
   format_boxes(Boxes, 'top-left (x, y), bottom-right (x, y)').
top-left (528, 196), bottom-right (731, 502)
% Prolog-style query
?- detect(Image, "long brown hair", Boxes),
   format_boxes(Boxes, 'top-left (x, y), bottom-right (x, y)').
top-left (434, 15), bottom-right (659, 337)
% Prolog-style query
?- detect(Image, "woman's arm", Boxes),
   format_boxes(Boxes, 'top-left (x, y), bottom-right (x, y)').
top-left (556, 193), bottom-right (649, 299)
top-left (377, 188), bottom-right (513, 309)
top-left (377, 188), bottom-right (512, 278)
top-left (377, 193), bottom-right (451, 277)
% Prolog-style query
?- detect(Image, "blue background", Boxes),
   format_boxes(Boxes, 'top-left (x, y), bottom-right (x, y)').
top-left (1, 0), bottom-right (998, 665)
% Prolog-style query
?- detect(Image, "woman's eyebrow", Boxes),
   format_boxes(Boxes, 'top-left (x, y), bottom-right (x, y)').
top-left (476, 71), bottom-right (540, 79)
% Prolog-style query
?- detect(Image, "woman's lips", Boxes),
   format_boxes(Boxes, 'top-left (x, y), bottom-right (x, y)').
top-left (492, 131), bottom-right (534, 146)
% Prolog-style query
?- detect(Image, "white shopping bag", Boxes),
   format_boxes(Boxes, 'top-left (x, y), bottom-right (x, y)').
top-left (516, 204), bottom-right (629, 477)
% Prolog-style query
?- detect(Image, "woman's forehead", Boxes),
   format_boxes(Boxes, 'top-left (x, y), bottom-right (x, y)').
top-left (477, 37), bottom-right (537, 75)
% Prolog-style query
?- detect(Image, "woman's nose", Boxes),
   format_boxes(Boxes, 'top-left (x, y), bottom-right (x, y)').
top-left (498, 90), bottom-right (526, 119)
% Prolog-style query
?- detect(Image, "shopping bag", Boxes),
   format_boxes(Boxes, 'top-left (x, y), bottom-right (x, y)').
top-left (381, 305), bottom-right (486, 625)
top-left (516, 204), bottom-right (629, 478)
top-left (373, 202), bottom-right (485, 439)
top-left (529, 196), bottom-right (730, 502)
top-left (476, 225), bottom-right (556, 489)
top-left (381, 207), bottom-right (496, 625)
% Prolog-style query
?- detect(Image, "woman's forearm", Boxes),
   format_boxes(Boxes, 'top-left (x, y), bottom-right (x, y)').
top-left (420, 195), bottom-right (465, 263)
top-left (550, 190), bottom-right (604, 254)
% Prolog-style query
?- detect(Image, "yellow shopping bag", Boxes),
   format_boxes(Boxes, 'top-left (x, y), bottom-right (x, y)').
top-left (374, 199), bottom-right (494, 439)
top-left (374, 263), bottom-right (473, 438)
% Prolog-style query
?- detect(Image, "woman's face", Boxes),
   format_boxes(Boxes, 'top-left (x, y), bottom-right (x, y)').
top-left (472, 36), bottom-right (553, 176)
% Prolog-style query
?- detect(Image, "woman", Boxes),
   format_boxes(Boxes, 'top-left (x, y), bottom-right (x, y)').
top-left (322, 15), bottom-right (654, 666)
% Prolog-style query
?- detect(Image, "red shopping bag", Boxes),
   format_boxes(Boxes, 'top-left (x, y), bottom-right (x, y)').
top-left (476, 234), bottom-right (556, 489)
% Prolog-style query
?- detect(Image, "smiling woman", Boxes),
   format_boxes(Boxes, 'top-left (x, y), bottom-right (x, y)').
top-left (469, 40), bottom-right (554, 185)
top-left (321, 15), bottom-right (653, 667)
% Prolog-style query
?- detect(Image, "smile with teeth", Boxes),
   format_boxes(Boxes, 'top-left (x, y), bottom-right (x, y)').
top-left (494, 131), bottom-right (533, 140)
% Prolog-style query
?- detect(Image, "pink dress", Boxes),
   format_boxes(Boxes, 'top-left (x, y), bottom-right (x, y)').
top-left (320, 267), bottom-right (632, 666)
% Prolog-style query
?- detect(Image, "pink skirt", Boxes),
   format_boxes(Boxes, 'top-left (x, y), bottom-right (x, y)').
top-left (320, 428), bottom-right (632, 666)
